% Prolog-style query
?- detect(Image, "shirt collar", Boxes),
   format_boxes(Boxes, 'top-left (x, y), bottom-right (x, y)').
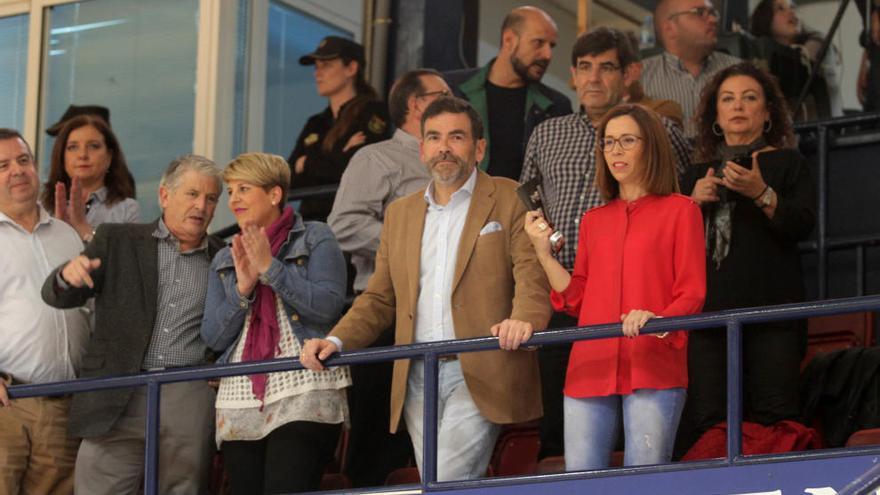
top-left (153, 217), bottom-right (209, 253)
top-left (393, 128), bottom-right (421, 153)
top-left (662, 50), bottom-right (713, 74)
top-left (0, 204), bottom-right (53, 232)
top-left (88, 186), bottom-right (108, 203)
top-left (423, 167), bottom-right (477, 208)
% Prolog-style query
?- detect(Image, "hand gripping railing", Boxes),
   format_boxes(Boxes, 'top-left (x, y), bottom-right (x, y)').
top-left (9, 294), bottom-right (880, 494)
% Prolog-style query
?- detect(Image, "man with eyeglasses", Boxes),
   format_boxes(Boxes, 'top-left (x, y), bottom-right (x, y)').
top-left (519, 27), bottom-right (691, 460)
top-left (641, 0), bottom-right (740, 137)
top-left (327, 69), bottom-right (450, 486)
top-left (445, 6), bottom-right (571, 181)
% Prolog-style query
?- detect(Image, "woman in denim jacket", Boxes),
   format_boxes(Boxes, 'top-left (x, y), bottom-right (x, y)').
top-left (200, 152), bottom-right (350, 494)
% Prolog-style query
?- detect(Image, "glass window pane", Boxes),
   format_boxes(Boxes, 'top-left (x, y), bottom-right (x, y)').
top-left (263, 1), bottom-right (352, 159)
top-left (232, 0), bottom-right (250, 158)
top-left (0, 14), bottom-right (29, 130)
top-left (41, 0), bottom-right (199, 221)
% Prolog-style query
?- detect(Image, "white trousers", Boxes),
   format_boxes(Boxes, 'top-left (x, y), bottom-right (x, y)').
top-left (403, 359), bottom-right (500, 482)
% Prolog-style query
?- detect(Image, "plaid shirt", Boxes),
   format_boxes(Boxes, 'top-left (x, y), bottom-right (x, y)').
top-left (641, 51), bottom-right (741, 138)
top-left (520, 110), bottom-right (692, 270)
top-left (141, 220), bottom-right (212, 370)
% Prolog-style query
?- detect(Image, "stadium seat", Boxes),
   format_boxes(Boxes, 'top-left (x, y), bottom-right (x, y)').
top-left (489, 423), bottom-right (541, 476)
top-left (845, 428), bottom-right (880, 447)
top-left (802, 312), bottom-right (874, 369)
top-left (385, 466), bottom-right (421, 485)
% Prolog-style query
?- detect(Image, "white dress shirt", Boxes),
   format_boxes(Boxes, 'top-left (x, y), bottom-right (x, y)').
top-left (413, 168), bottom-right (477, 343)
top-left (0, 207), bottom-right (91, 384)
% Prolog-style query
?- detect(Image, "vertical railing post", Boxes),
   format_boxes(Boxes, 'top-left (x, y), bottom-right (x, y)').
top-left (143, 381), bottom-right (161, 495)
top-left (422, 353), bottom-right (440, 487)
top-left (816, 125), bottom-right (828, 299)
top-left (726, 320), bottom-right (743, 463)
top-left (856, 245), bottom-right (865, 297)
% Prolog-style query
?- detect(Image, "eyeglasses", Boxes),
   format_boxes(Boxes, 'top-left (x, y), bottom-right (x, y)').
top-left (599, 134), bottom-right (643, 151)
top-left (667, 6), bottom-right (720, 20)
top-left (418, 89), bottom-right (451, 99)
top-left (575, 62), bottom-right (621, 76)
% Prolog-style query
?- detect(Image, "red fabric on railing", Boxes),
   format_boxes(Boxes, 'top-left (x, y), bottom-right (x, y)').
top-left (683, 420), bottom-right (822, 460)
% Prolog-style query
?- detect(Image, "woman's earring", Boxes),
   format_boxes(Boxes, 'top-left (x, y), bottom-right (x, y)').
top-left (712, 122), bottom-right (724, 137)
top-left (763, 120), bottom-right (772, 133)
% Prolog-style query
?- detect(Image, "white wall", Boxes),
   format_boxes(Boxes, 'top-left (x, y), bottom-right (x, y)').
top-left (797, 1), bottom-right (863, 112)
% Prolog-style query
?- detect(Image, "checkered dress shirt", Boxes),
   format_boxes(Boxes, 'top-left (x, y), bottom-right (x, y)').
top-left (641, 51), bottom-right (741, 138)
top-left (141, 220), bottom-right (212, 370)
top-left (520, 110), bottom-right (692, 270)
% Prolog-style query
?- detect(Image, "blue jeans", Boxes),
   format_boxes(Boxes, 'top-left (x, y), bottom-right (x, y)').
top-left (564, 388), bottom-right (686, 471)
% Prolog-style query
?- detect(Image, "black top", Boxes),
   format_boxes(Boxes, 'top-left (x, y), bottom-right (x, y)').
top-left (680, 148), bottom-right (816, 311)
top-left (485, 80), bottom-right (527, 180)
top-left (287, 98), bottom-right (390, 221)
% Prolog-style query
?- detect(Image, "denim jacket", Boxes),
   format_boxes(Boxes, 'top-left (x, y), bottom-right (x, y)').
top-left (200, 213), bottom-right (347, 363)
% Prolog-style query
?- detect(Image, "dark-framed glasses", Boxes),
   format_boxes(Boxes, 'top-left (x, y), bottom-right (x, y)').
top-left (668, 6), bottom-right (720, 20)
top-left (418, 89), bottom-right (451, 98)
top-left (599, 134), bottom-right (643, 151)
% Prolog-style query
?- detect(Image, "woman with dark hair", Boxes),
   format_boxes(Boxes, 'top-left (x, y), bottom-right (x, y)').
top-left (42, 114), bottom-right (139, 242)
top-left (525, 103), bottom-right (705, 471)
top-left (750, 0), bottom-right (843, 118)
top-left (287, 36), bottom-right (391, 221)
top-left (676, 62), bottom-right (816, 457)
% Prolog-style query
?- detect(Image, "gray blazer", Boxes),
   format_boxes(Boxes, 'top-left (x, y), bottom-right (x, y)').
top-left (41, 220), bottom-right (224, 438)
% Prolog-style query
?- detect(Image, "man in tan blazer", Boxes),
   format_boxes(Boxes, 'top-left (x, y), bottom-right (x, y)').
top-left (302, 96), bottom-right (551, 481)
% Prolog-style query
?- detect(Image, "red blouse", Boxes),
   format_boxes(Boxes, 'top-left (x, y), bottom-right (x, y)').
top-left (552, 194), bottom-right (706, 398)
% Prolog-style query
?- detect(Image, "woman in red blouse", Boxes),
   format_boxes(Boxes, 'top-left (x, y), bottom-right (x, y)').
top-left (525, 104), bottom-right (706, 470)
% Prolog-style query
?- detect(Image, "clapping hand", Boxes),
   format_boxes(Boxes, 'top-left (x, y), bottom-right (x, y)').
top-left (231, 234), bottom-right (259, 297)
top-left (54, 178), bottom-right (92, 239)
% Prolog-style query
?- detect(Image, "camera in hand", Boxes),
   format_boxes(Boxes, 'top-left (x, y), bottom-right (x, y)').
top-left (714, 154), bottom-right (753, 201)
top-left (516, 177), bottom-right (564, 254)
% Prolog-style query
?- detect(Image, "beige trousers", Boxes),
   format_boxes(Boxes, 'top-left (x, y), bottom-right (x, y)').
top-left (0, 396), bottom-right (80, 495)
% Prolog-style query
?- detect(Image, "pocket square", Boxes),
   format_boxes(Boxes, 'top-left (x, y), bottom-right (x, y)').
top-left (479, 221), bottom-right (503, 236)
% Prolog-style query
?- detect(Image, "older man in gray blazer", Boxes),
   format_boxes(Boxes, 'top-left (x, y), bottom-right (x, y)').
top-left (42, 155), bottom-right (224, 495)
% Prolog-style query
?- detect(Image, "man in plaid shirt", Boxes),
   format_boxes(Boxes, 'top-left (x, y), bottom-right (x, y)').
top-left (520, 27), bottom-right (692, 460)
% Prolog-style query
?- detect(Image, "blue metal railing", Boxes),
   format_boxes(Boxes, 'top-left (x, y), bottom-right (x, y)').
top-left (794, 112), bottom-right (880, 299)
top-left (10, 294), bottom-right (880, 494)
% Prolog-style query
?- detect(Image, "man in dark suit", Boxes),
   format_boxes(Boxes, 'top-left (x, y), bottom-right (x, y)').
top-left (42, 155), bottom-right (224, 495)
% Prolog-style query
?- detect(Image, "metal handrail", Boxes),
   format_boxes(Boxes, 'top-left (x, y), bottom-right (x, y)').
top-left (10, 294), bottom-right (880, 494)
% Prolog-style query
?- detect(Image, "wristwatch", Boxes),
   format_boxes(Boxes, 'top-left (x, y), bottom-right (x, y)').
top-left (755, 186), bottom-right (774, 208)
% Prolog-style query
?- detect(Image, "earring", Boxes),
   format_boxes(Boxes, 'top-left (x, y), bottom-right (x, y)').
top-left (763, 120), bottom-right (772, 133)
top-left (712, 122), bottom-right (724, 137)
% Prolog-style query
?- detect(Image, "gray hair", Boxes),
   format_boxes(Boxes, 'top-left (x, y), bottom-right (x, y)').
top-left (160, 154), bottom-right (222, 192)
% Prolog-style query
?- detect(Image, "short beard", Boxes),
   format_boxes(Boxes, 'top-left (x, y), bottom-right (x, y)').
top-left (510, 53), bottom-right (548, 84)
top-left (428, 151), bottom-right (470, 186)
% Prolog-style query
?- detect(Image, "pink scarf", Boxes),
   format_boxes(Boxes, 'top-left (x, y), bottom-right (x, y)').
top-left (241, 206), bottom-right (294, 403)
